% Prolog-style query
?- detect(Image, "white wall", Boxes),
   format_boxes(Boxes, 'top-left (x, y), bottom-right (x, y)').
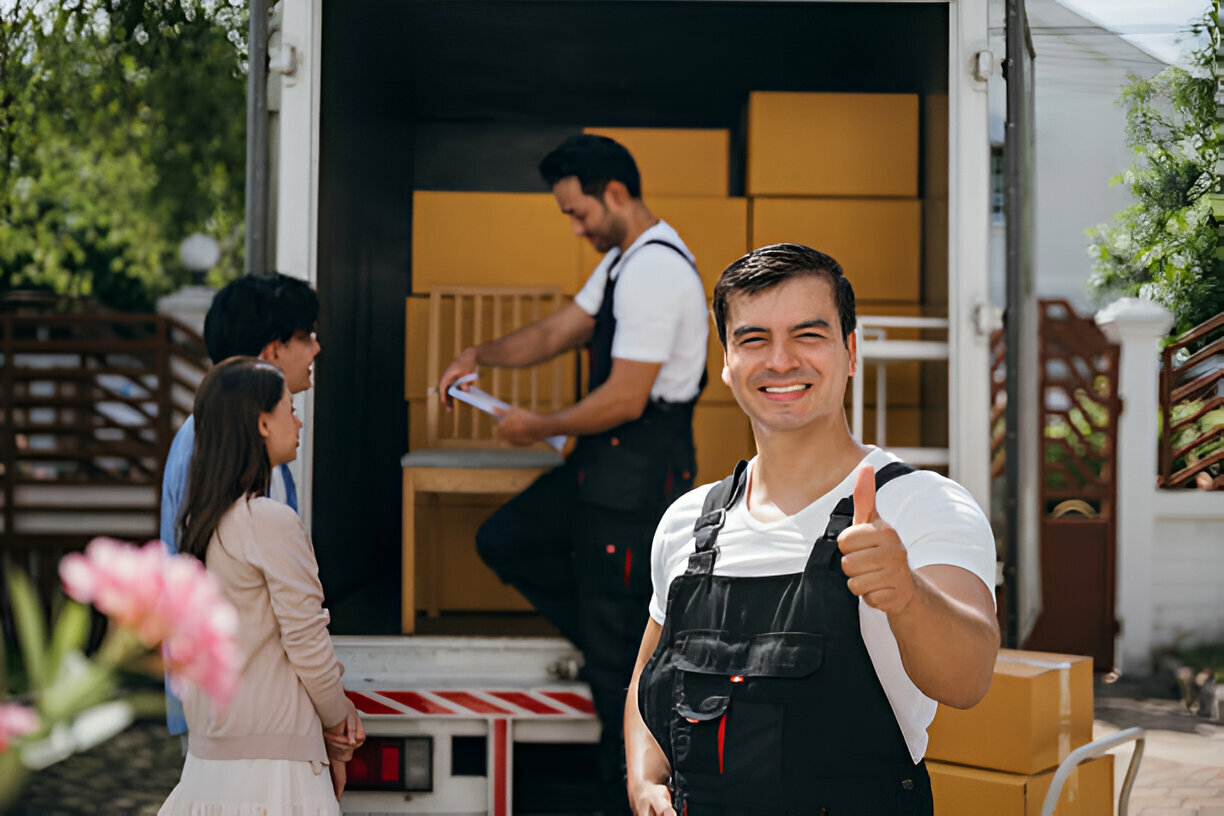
top-left (1151, 496), bottom-right (1224, 651)
top-left (987, 0), bottom-right (1167, 312)
top-left (1099, 299), bottom-right (1224, 675)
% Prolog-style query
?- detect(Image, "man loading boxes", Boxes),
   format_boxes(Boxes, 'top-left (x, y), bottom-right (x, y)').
top-left (438, 134), bottom-right (709, 815)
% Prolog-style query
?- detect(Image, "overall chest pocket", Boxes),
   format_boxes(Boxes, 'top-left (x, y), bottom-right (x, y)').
top-left (668, 631), bottom-right (823, 802)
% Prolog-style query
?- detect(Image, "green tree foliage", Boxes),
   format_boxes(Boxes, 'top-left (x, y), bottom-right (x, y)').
top-left (1086, 7), bottom-right (1223, 338)
top-left (0, 0), bottom-right (247, 312)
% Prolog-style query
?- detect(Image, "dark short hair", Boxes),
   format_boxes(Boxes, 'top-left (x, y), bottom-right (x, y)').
top-left (538, 134), bottom-right (642, 199)
top-left (203, 273), bottom-right (319, 364)
top-left (712, 243), bottom-right (856, 347)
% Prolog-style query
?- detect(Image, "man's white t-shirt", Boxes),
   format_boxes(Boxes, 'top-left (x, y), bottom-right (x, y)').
top-left (648, 446), bottom-right (997, 763)
top-left (573, 220), bottom-right (708, 403)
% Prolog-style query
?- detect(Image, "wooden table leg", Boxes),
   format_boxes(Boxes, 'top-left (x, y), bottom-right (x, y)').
top-left (401, 468), bottom-right (416, 634)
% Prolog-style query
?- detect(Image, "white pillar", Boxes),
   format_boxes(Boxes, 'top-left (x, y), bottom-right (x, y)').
top-left (156, 285), bottom-right (216, 337)
top-left (1096, 298), bottom-right (1174, 675)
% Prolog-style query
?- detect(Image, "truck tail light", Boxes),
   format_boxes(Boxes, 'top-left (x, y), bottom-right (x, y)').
top-left (346, 736), bottom-right (433, 792)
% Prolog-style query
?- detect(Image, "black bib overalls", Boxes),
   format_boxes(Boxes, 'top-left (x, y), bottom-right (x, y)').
top-left (638, 461), bottom-right (934, 815)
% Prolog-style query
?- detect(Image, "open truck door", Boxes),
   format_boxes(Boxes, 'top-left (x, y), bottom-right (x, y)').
top-left (1002, 0), bottom-right (1042, 649)
top-left (245, 0), bottom-right (323, 526)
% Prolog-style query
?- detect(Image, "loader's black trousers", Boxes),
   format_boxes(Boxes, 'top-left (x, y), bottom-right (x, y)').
top-left (476, 417), bottom-right (695, 816)
top-left (476, 235), bottom-right (702, 814)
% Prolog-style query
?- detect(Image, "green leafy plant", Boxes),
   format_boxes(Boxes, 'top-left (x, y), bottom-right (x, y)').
top-left (0, 0), bottom-right (248, 311)
top-left (0, 539), bottom-right (239, 811)
top-left (1086, 5), bottom-right (1223, 340)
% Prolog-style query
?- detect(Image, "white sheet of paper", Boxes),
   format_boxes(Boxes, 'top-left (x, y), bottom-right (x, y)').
top-left (447, 374), bottom-right (567, 452)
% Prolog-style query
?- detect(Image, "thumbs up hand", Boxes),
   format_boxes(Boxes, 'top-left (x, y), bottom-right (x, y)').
top-left (837, 465), bottom-right (918, 615)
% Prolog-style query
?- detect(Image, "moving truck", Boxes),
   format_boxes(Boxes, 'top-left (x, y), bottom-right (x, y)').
top-left (258, 1), bottom-right (1018, 812)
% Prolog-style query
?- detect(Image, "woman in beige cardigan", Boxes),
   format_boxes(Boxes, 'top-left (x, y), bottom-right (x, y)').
top-left (160, 357), bottom-right (364, 815)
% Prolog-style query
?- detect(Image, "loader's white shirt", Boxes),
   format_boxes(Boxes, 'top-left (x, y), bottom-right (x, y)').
top-left (648, 446), bottom-right (997, 763)
top-left (573, 220), bottom-right (708, 403)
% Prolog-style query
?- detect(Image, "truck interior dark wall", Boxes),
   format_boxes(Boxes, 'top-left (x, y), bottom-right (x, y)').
top-left (315, 0), bottom-right (949, 633)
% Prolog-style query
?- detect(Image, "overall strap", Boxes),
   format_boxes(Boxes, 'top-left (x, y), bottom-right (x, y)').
top-left (811, 462), bottom-right (917, 569)
top-left (685, 459), bottom-right (749, 575)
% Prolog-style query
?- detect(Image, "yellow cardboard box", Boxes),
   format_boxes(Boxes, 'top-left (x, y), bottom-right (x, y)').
top-left (693, 403), bottom-right (755, 486)
top-left (750, 198), bottom-right (921, 303)
top-left (747, 91), bottom-right (919, 197)
top-left (412, 191), bottom-right (583, 293)
top-left (583, 127), bottom-right (729, 197)
top-left (929, 755), bottom-right (1113, 816)
top-left (578, 196), bottom-right (748, 298)
top-left (927, 649), bottom-right (1095, 775)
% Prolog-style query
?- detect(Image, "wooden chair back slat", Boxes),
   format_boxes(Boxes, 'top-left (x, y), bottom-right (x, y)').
top-left (418, 286), bottom-right (570, 450)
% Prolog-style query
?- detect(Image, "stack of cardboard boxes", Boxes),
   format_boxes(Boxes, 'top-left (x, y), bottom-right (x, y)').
top-left (925, 649), bottom-right (1114, 815)
top-left (746, 91), bottom-right (927, 449)
top-left (405, 91), bottom-right (943, 612)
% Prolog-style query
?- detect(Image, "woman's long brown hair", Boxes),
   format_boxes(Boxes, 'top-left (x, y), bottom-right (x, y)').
top-left (176, 357), bottom-right (286, 562)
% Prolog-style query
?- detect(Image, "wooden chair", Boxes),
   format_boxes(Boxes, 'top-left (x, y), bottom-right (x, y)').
top-left (400, 286), bottom-right (572, 633)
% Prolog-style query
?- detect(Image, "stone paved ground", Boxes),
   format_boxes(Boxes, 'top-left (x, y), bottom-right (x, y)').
top-left (11, 719), bottom-right (180, 815)
top-left (1094, 677), bottom-right (1224, 816)
top-left (8, 679), bottom-right (1223, 815)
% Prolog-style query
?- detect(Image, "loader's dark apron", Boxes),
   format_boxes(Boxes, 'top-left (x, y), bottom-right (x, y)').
top-left (571, 238), bottom-right (706, 814)
top-left (570, 238), bottom-right (706, 599)
top-left (638, 460), bottom-right (934, 815)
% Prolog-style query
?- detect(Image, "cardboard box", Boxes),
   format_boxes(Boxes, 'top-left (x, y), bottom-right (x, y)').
top-left (579, 196), bottom-right (748, 298)
top-left (693, 403), bottom-right (755, 486)
top-left (749, 198), bottom-right (921, 303)
top-left (928, 755), bottom-right (1113, 816)
top-left (747, 91), bottom-right (919, 197)
top-left (583, 127), bottom-right (729, 197)
top-left (412, 192), bottom-right (583, 293)
top-left (700, 310), bottom-right (732, 404)
top-left (927, 649), bottom-right (1095, 775)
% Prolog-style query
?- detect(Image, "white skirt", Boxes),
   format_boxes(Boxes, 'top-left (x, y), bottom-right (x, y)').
top-left (159, 753), bottom-right (341, 816)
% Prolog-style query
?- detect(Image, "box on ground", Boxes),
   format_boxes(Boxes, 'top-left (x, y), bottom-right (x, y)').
top-left (583, 127), bottom-right (729, 197)
top-left (928, 755), bottom-right (1113, 816)
top-left (747, 91), bottom-right (919, 197)
top-left (926, 649), bottom-right (1094, 775)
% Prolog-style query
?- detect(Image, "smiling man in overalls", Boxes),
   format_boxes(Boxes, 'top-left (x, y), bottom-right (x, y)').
top-left (624, 244), bottom-right (1000, 815)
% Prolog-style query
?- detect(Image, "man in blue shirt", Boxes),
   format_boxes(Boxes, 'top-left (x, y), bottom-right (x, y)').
top-left (160, 273), bottom-right (321, 735)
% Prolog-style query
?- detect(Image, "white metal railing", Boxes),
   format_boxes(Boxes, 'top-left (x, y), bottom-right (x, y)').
top-left (1040, 727), bottom-right (1145, 816)
top-left (852, 316), bottom-right (950, 467)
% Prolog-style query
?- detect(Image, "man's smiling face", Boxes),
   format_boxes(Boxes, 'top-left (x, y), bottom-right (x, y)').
top-left (721, 273), bottom-right (856, 436)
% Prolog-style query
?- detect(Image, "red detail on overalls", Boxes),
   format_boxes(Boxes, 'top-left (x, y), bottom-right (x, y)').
top-left (624, 548), bottom-right (633, 587)
top-left (717, 713), bottom-right (727, 774)
top-left (606, 544), bottom-right (616, 554)
top-left (663, 468), bottom-right (674, 499)
top-left (730, 675), bottom-right (744, 684)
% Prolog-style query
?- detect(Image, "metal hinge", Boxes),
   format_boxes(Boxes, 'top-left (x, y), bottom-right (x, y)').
top-left (973, 50), bottom-right (996, 82)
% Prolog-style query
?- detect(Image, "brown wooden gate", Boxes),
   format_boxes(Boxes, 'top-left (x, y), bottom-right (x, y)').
top-left (1021, 300), bottom-right (1121, 670)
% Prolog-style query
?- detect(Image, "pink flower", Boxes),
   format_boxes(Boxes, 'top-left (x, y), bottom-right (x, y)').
top-left (0, 704), bottom-right (39, 754)
top-left (59, 539), bottom-right (167, 641)
top-left (58, 538), bottom-right (240, 710)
